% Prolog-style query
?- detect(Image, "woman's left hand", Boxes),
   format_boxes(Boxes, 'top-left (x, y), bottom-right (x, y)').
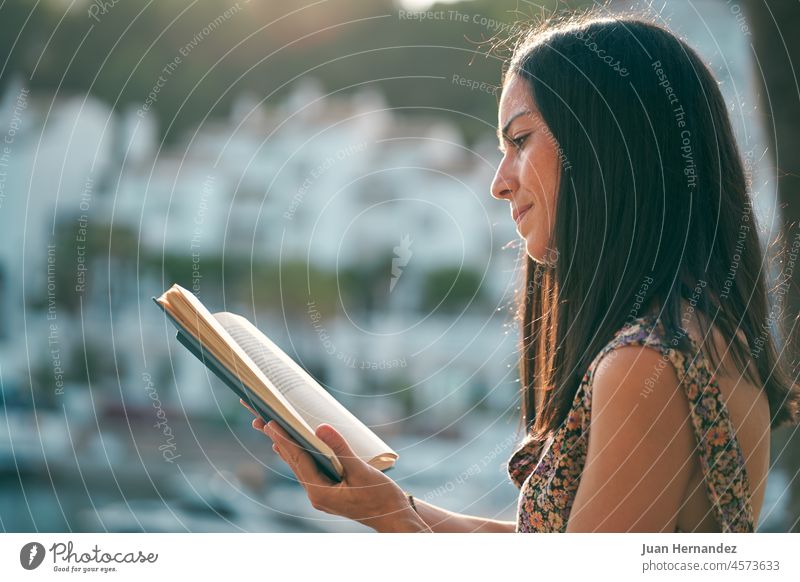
top-left (242, 400), bottom-right (430, 532)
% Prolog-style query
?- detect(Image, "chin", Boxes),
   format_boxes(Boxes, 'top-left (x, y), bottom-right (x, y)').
top-left (525, 238), bottom-right (558, 266)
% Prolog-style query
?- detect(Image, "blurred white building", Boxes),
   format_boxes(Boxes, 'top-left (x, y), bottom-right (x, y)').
top-left (0, 74), bottom-right (523, 431)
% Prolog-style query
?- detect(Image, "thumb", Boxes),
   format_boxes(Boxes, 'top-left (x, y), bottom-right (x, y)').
top-left (316, 424), bottom-right (363, 476)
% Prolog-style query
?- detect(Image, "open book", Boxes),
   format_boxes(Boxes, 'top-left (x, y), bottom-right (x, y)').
top-left (153, 283), bottom-right (398, 482)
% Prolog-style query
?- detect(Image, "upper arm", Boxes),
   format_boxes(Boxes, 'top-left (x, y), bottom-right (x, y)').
top-left (566, 345), bottom-right (695, 532)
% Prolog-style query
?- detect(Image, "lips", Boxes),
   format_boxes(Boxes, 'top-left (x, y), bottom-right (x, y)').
top-left (513, 203), bottom-right (533, 225)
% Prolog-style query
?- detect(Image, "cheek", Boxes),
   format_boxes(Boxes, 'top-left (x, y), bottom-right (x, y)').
top-left (520, 144), bottom-right (560, 246)
top-left (530, 206), bottom-right (552, 243)
top-left (518, 143), bottom-right (559, 205)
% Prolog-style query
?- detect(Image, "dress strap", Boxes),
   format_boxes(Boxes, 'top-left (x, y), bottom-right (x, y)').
top-left (588, 314), bottom-right (756, 532)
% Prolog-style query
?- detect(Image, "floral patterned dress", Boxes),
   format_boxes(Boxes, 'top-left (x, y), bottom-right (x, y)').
top-left (507, 313), bottom-right (756, 532)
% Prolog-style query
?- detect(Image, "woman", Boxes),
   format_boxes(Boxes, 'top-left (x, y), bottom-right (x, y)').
top-left (246, 15), bottom-right (800, 532)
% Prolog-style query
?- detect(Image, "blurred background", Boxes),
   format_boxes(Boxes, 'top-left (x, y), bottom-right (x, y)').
top-left (0, 0), bottom-right (798, 533)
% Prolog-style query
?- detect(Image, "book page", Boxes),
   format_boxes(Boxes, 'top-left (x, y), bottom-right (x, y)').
top-left (214, 312), bottom-right (396, 464)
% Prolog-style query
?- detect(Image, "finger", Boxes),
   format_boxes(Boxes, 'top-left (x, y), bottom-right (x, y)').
top-left (314, 423), bottom-right (365, 478)
top-left (252, 417), bottom-right (267, 431)
top-left (267, 422), bottom-right (333, 488)
top-left (239, 399), bottom-right (258, 416)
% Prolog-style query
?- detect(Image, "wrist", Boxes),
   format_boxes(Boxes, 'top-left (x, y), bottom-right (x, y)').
top-left (368, 490), bottom-right (431, 533)
top-left (374, 505), bottom-right (431, 533)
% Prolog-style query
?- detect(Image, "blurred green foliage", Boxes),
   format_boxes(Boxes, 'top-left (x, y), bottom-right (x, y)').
top-left (421, 265), bottom-right (487, 313)
top-left (1, 0), bottom-right (590, 146)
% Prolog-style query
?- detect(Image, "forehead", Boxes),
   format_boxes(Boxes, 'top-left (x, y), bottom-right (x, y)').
top-left (498, 74), bottom-right (535, 122)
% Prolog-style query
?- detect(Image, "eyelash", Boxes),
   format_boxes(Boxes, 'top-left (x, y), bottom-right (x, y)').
top-left (499, 133), bottom-right (530, 153)
top-left (511, 134), bottom-right (529, 149)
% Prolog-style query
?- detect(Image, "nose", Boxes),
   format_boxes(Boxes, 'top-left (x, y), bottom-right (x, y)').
top-left (491, 154), bottom-right (517, 200)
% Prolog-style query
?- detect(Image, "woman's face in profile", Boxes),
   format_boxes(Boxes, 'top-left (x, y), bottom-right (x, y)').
top-left (491, 73), bottom-right (560, 263)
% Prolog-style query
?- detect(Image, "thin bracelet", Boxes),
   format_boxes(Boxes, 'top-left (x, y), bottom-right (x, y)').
top-left (405, 491), bottom-right (418, 514)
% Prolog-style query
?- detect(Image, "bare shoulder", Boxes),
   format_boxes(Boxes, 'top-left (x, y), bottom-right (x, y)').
top-left (592, 343), bottom-right (684, 413)
top-left (589, 343), bottom-right (694, 450)
top-left (567, 344), bottom-right (694, 531)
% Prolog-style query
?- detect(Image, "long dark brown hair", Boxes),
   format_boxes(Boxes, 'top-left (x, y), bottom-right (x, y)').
top-left (505, 15), bottom-right (800, 443)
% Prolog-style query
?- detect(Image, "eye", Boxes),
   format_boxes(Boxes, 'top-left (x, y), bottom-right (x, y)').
top-left (511, 133), bottom-right (530, 149)
top-left (498, 131), bottom-right (531, 154)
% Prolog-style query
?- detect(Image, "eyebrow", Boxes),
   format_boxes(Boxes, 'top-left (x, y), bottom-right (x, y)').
top-left (496, 109), bottom-right (533, 142)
